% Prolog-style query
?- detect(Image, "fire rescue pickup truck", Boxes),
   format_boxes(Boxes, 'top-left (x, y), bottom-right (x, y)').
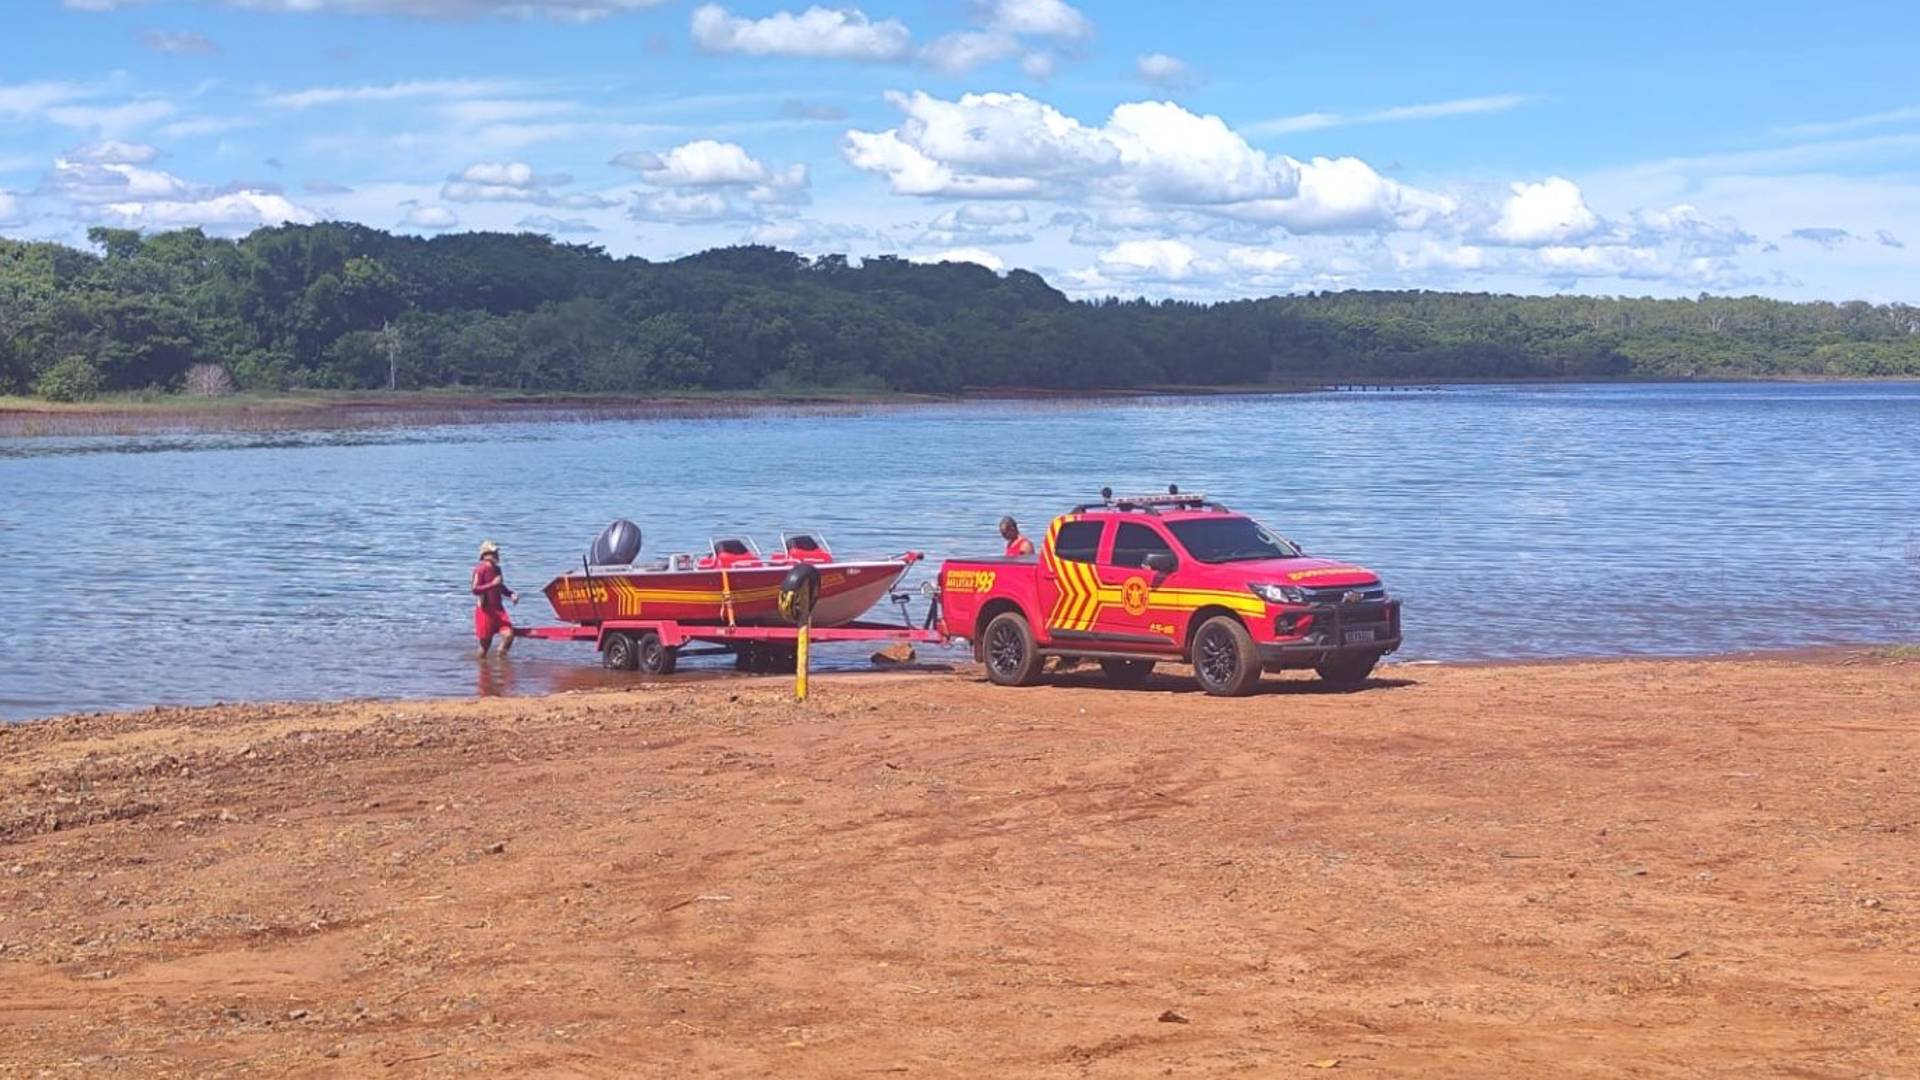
top-left (938, 489), bottom-right (1402, 696)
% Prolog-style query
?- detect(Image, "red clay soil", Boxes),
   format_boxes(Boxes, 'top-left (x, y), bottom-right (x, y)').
top-left (1, 656), bottom-right (1916, 1078)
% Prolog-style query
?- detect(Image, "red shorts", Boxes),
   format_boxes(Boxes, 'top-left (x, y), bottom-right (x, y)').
top-left (475, 606), bottom-right (513, 640)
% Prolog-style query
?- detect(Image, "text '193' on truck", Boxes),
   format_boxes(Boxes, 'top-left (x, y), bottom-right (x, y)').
top-left (938, 489), bottom-right (1403, 696)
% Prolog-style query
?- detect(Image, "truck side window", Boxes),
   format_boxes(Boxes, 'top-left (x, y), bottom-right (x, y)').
top-left (1110, 522), bottom-right (1173, 567)
top-left (1053, 520), bottom-right (1104, 563)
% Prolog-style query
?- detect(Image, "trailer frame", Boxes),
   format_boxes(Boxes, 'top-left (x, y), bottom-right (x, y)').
top-left (523, 617), bottom-right (951, 674)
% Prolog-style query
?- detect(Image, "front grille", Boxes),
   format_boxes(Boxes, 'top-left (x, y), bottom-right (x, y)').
top-left (1302, 583), bottom-right (1386, 604)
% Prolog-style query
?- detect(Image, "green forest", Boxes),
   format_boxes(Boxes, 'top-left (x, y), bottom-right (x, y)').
top-left (3, 222), bottom-right (1918, 401)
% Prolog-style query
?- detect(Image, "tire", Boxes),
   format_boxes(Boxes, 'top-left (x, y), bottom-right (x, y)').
top-left (1100, 658), bottom-right (1155, 688)
top-left (1191, 616), bottom-right (1261, 697)
top-left (602, 631), bottom-right (638, 671)
top-left (982, 612), bottom-right (1044, 687)
top-left (1316, 652), bottom-right (1379, 689)
top-left (637, 632), bottom-right (678, 676)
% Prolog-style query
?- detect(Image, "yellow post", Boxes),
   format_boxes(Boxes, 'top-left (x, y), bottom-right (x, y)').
top-left (795, 620), bottom-right (811, 701)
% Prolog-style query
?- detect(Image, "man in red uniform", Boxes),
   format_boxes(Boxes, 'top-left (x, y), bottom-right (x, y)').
top-left (472, 540), bottom-right (519, 657)
top-left (1000, 516), bottom-right (1035, 557)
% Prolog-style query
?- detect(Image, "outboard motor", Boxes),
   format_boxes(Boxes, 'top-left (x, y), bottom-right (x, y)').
top-left (588, 518), bottom-right (642, 567)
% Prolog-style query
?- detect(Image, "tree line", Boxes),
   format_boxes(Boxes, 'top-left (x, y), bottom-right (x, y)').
top-left (3, 223), bottom-right (1917, 401)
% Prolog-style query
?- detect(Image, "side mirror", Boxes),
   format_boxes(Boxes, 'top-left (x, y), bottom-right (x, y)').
top-left (1143, 552), bottom-right (1178, 574)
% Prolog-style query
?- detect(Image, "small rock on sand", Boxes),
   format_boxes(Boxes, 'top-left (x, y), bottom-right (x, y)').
top-left (871, 644), bottom-right (916, 666)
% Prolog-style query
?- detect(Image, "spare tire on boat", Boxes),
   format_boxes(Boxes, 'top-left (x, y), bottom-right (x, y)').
top-left (589, 519), bottom-right (642, 566)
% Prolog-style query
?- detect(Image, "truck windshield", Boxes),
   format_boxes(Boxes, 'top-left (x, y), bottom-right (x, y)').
top-left (1167, 517), bottom-right (1301, 563)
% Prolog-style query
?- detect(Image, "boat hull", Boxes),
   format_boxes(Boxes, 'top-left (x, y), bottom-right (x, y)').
top-left (544, 561), bottom-right (911, 628)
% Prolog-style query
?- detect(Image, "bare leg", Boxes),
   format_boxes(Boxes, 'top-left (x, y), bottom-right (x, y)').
top-left (499, 627), bottom-right (515, 654)
top-left (477, 634), bottom-right (493, 659)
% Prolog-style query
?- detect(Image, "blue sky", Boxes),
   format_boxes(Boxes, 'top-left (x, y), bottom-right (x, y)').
top-left (3, 0), bottom-right (1916, 302)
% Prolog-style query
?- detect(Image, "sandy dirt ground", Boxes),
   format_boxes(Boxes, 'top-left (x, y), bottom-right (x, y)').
top-left (2, 656), bottom-right (1916, 1078)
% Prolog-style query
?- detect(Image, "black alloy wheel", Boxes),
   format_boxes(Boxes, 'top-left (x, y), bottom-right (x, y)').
top-left (1192, 616), bottom-right (1261, 697)
top-left (983, 612), bottom-right (1044, 687)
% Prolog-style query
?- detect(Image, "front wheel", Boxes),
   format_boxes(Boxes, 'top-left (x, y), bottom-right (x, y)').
top-left (982, 612), bottom-right (1044, 687)
top-left (1316, 653), bottom-right (1378, 689)
top-left (1191, 616), bottom-right (1261, 697)
top-left (1100, 658), bottom-right (1155, 688)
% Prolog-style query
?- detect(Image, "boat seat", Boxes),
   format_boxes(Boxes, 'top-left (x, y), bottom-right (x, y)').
top-left (783, 533), bottom-right (833, 563)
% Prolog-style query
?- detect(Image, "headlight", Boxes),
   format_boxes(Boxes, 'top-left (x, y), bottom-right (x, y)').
top-left (1249, 582), bottom-right (1306, 605)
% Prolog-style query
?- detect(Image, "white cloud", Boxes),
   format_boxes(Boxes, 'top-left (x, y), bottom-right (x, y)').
top-left (1135, 53), bottom-right (1197, 90)
top-left (1481, 177), bottom-right (1603, 246)
top-left (917, 202), bottom-right (1031, 245)
top-left (45, 100), bottom-right (178, 134)
top-left (984, 0), bottom-right (1091, 40)
top-left (136, 29), bottom-right (220, 56)
top-left (65, 140), bottom-right (162, 165)
top-left (611, 139), bottom-right (810, 220)
top-left (440, 160), bottom-right (617, 207)
top-left (1630, 203), bottom-right (1752, 256)
top-left (401, 205), bottom-right (459, 230)
top-left (691, 5), bottom-right (912, 61)
top-left (910, 246), bottom-right (1004, 270)
top-left (742, 218), bottom-right (874, 247)
top-left (517, 214), bottom-right (599, 234)
top-left (1020, 51), bottom-right (1055, 79)
top-left (79, 0), bottom-right (670, 18)
top-left (1224, 247), bottom-right (1297, 273)
top-left (103, 190), bottom-right (317, 232)
top-left (158, 116), bottom-right (256, 138)
top-left (46, 152), bottom-right (197, 205)
top-left (0, 191), bottom-right (23, 228)
top-left (1098, 238), bottom-right (1208, 280)
top-left (1393, 238), bottom-right (1490, 273)
top-left (267, 79), bottom-right (515, 109)
top-left (615, 140), bottom-right (772, 186)
top-left (630, 189), bottom-right (745, 223)
top-left (1773, 105), bottom-right (1920, 139)
top-left (922, 31), bottom-right (1020, 74)
top-left (0, 79), bottom-right (114, 119)
top-left (1248, 94), bottom-right (1532, 137)
top-left (846, 91), bottom-right (1452, 234)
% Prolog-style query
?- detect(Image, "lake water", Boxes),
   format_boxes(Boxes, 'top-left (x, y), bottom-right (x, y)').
top-left (3, 383), bottom-right (1918, 720)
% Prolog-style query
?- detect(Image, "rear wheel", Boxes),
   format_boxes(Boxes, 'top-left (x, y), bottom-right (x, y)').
top-left (1100, 658), bottom-right (1155, 688)
top-left (1316, 652), bottom-right (1379, 689)
top-left (1192, 616), bottom-right (1261, 697)
top-left (982, 612), bottom-right (1044, 687)
top-left (602, 631), bottom-right (638, 671)
top-left (637, 632), bottom-right (678, 676)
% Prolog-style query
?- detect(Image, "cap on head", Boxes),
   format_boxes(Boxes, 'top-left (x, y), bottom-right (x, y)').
top-left (478, 540), bottom-right (500, 558)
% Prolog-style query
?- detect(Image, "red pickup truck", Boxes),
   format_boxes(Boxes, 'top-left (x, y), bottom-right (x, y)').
top-left (938, 491), bottom-right (1402, 696)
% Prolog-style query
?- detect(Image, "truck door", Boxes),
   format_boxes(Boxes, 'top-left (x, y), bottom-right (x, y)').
top-left (1039, 517), bottom-right (1107, 643)
top-left (1096, 520), bottom-right (1181, 649)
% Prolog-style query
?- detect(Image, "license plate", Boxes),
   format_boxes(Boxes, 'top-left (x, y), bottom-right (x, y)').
top-left (1344, 628), bottom-right (1376, 644)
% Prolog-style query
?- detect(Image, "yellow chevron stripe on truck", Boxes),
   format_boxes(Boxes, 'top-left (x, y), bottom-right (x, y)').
top-left (1040, 513), bottom-right (1267, 634)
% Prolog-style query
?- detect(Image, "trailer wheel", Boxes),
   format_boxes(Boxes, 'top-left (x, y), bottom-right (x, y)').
top-left (1315, 652), bottom-right (1378, 690)
top-left (983, 612), bottom-right (1044, 687)
top-left (602, 631), bottom-right (639, 671)
top-left (637, 632), bottom-right (677, 676)
top-left (1192, 616), bottom-right (1261, 697)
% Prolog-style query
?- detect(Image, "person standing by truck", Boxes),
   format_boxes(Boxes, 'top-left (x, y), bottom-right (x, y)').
top-left (472, 540), bottom-right (519, 657)
top-left (1000, 516), bottom-right (1035, 558)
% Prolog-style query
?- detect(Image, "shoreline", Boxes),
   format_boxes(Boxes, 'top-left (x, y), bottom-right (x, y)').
top-left (5, 641), bottom-right (1913, 727)
top-left (3, 652), bottom-right (1915, 1075)
top-left (3, 375), bottom-right (1911, 437)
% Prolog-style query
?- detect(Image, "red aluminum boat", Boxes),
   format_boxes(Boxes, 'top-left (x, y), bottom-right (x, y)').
top-left (544, 529), bottom-right (920, 628)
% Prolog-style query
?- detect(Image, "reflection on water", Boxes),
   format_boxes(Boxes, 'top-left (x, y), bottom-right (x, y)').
top-left (3, 382), bottom-right (1917, 720)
